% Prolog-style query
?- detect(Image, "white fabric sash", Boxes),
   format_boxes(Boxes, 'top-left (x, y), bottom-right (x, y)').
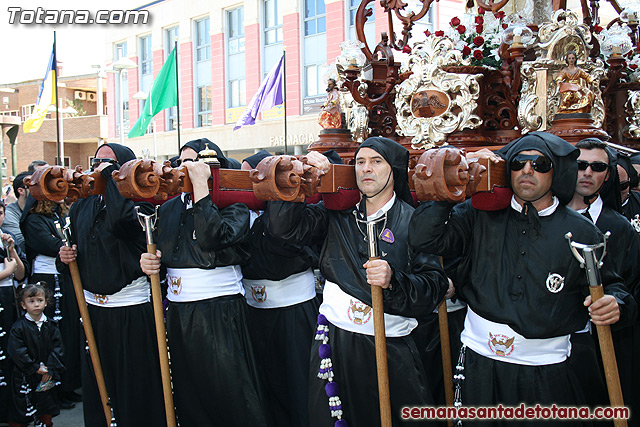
top-left (33, 254), bottom-right (60, 275)
top-left (319, 281), bottom-right (418, 338)
top-left (84, 276), bottom-right (149, 307)
top-left (165, 265), bottom-right (244, 302)
top-left (460, 307), bottom-right (571, 366)
top-left (0, 263), bottom-right (13, 288)
top-left (243, 268), bottom-right (316, 309)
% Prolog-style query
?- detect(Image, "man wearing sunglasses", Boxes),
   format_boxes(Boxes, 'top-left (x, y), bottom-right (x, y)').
top-left (409, 132), bottom-right (635, 420)
top-left (58, 143), bottom-right (167, 427)
top-left (566, 138), bottom-right (640, 416)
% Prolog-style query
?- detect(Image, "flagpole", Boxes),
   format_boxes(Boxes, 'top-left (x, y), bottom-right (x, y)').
top-left (174, 39), bottom-right (181, 152)
top-left (283, 48), bottom-right (287, 156)
top-left (53, 31), bottom-right (61, 166)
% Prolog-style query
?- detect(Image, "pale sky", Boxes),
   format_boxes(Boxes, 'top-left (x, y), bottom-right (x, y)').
top-left (1, 0), bottom-right (147, 85)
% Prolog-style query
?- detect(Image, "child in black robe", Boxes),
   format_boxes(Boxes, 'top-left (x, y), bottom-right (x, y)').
top-left (8, 283), bottom-right (64, 427)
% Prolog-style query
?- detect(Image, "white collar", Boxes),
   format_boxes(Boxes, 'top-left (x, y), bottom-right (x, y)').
top-left (180, 193), bottom-right (193, 210)
top-left (356, 193), bottom-right (396, 221)
top-left (576, 195), bottom-right (603, 224)
top-left (510, 195), bottom-right (559, 217)
top-left (25, 312), bottom-right (47, 329)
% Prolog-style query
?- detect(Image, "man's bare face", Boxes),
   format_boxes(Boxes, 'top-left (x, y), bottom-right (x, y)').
top-left (510, 150), bottom-right (553, 202)
top-left (575, 148), bottom-right (609, 198)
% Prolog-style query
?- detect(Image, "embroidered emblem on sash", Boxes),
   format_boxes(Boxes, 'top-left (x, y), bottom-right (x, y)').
top-left (546, 273), bottom-right (565, 293)
top-left (168, 276), bottom-right (182, 295)
top-left (631, 214), bottom-right (640, 233)
top-left (347, 299), bottom-right (372, 325)
top-left (488, 333), bottom-right (515, 356)
top-left (381, 228), bottom-right (395, 244)
top-left (94, 294), bottom-right (109, 305)
top-left (251, 285), bottom-right (267, 303)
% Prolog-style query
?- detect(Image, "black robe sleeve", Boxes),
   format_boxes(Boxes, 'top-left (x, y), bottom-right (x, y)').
top-left (101, 165), bottom-right (154, 241)
top-left (8, 320), bottom-right (40, 377)
top-left (193, 198), bottom-right (250, 252)
top-left (23, 214), bottom-right (62, 258)
top-left (266, 201), bottom-right (329, 249)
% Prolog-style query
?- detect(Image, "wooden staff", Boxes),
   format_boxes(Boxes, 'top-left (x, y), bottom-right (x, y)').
top-left (135, 207), bottom-right (176, 427)
top-left (566, 232), bottom-right (627, 427)
top-left (55, 219), bottom-right (115, 427)
top-left (438, 299), bottom-right (454, 427)
top-left (364, 217), bottom-right (392, 427)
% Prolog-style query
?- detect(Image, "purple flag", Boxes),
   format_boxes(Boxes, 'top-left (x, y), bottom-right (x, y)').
top-left (234, 55), bottom-right (284, 130)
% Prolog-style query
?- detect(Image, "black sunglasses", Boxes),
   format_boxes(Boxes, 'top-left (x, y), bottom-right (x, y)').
top-left (509, 154), bottom-right (553, 173)
top-left (577, 160), bottom-right (609, 173)
top-left (620, 180), bottom-right (631, 191)
top-left (174, 158), bottom-right (198, 167)
top-left (91, 158), bottom-right (118, 170)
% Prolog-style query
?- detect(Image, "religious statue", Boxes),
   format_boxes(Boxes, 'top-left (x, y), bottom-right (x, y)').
top-left (555, 50), bottom-right (596, 114)
top-left (318, 79), bottom-right (342, 129)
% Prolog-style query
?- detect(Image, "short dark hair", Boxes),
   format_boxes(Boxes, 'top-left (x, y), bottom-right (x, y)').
top-left (27, 160), bottom-right (48, 174)
top-left (12, 171), bottom-right (29, 194)
top-left (575, 139), bottom-right (609, 165)
top-left (17, 282), bottom-right (52, 305)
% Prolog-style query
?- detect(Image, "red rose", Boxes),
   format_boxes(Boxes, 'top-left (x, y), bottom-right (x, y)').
top-left (630, 63), bottom-right (638, 70)
top-left (593, 25), bottom-right (603, 34)
top-left (475, 15), bottom-right (484, 24)
top-left (502, 23), bottom-right (508, 30)
top-left (495, 11), bottom-right (506, 19)
top-left (402, 44), bottom-right (411, 54)
top-left (435, 30), bottom-right (445, 37)
top-left (473, 49), bottom-right (484, 60)
top-left (457, 25), bottom-right (466, 34)
top-left (478, 7), bottom-right (486, 14)
top-left (462, 46), bottom-right (472, 56)
top-left (473, 36), bottom-right (484, 46)
top-left (451, 17), bottom-right (461, 27)
top-left (476, 24), bottom-right (484, 33)
top-left (424, 29), bottom-right (431, 36)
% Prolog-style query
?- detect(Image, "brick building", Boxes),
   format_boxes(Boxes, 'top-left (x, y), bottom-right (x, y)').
top-left (0, 73), bottom-right (107, 184)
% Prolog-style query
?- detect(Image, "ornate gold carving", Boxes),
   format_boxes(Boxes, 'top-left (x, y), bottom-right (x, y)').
top-left (518, 10), bottom-right (605, 131)
top-left (394, 37), bottom-right (482, 149)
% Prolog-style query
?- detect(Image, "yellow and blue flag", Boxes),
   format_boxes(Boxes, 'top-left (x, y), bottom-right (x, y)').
top-left (23, 47), bottom-right (56, 133)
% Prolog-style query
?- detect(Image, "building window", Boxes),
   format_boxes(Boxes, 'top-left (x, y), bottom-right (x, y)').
top-left (263, 0), bottom-right (283, 76)
top-left (1, 110), bottom-right (19, 117)
top-left (20, 105), bottom-right (35, 123)
top-left (303, 0), bottom-right (326, 99)
top-left (227, 7), bottom-right (245, 109)
top-left (197, 86), bottom-right (212, 126)
top-left (348, 0), bottom-right (375, 47)
top-left (140, 35), bottom-right (152, 76)
top-left (264, 0), bottom-right (282, 46)
top-left (114, 42), bottom-right (130, 137)
top-left (195, 18), bottom-right (210, 62)
top-left (165, 26), bottom-right (179, 131)
top-left (194, 17), bottom-right (211, 127)
top-left (304, 0), bottom-right (326, 36)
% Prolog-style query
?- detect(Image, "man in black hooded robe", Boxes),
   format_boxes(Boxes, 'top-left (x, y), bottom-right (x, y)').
top-left (140, 138), bottom-right (269, 427)
top-left (58, 143), bottom-right (166, 427)
top-left (408, 132), bottom-right (635, 423)
top-left (267, 137), bottom-right (448, 427)
top-left (567, 139), bottom-right (640, 423)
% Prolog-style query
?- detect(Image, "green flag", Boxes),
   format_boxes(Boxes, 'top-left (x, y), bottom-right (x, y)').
top-left (128, 47), bottom-right (177, 138)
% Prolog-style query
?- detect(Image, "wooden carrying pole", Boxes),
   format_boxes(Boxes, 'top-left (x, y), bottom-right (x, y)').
top-left (365, 219), bottom-right (392, 427)
top-left (55, 221), bottom-right (115, 427)
top-left (566, 235), bottom-right (626, 427)
top-left (136, 208), bottom-right (176, 427)
top-left (438, 300), bottom-right (454, 427)
top-left (590, 286), bottom-right (626, 427)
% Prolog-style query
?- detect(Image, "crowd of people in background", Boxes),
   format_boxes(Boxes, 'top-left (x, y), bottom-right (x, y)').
top-left (0, 134), bottom-right (638, 427)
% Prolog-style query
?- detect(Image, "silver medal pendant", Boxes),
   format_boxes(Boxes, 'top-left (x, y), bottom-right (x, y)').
top-left (546, 272), bottom-right (565, 293)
